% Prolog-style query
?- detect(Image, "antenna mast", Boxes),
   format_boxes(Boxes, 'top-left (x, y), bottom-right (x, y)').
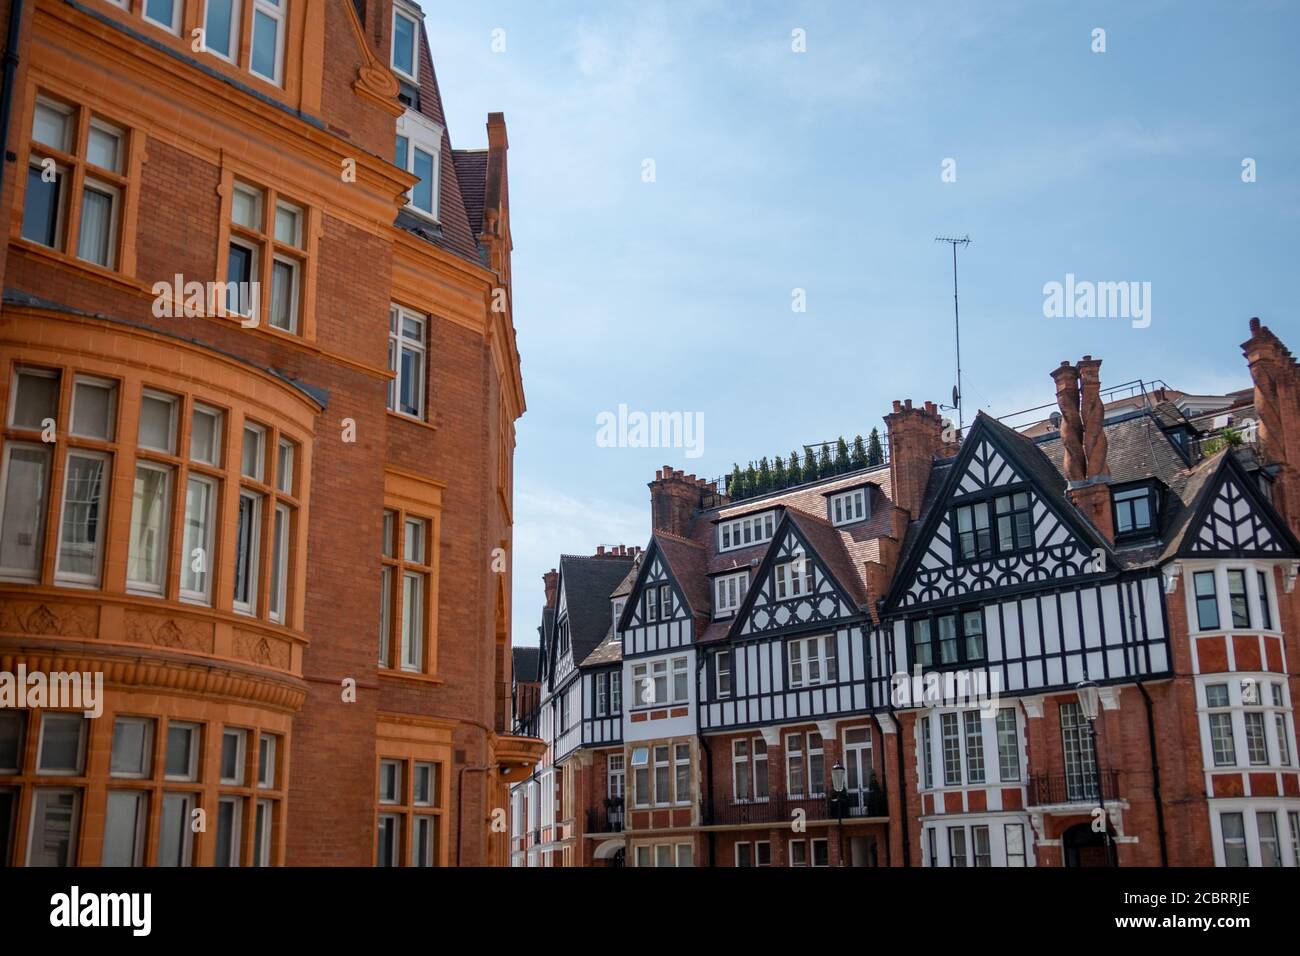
top-left (934, 235), bottom-right (971, 433)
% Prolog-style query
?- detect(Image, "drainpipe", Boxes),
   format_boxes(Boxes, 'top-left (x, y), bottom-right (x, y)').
top-left (456, 764), bottom-right (493, 867)
top-left (1137, 680), bottom-right (1169, 866)
top-left (696, 652), bottom-right (715, 866)
top-left (0, 0), bottom-right (26, 216)
top-left (890, 701), bottom-right (910, 867)
top-left (697, 730), bottom-right (715, 867)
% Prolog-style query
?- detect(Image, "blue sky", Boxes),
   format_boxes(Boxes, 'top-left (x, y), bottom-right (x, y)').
top-left (426, 0), bottom-right (1300, 645)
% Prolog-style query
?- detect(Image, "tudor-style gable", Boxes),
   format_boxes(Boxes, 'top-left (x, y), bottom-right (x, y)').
top-left (886, 415), bottom-right (1114, 613)
top-left (1178, 452), bottom-right (1300, 558)
top-left (731, 512), bottom-right (865, 639)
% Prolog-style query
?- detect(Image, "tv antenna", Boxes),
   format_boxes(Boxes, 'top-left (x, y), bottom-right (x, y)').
top-left (935, 235), bottom-right (971, 434)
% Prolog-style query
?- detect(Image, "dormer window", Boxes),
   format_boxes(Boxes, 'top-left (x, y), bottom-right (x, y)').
top-left (395, 112), bottom-right (442, 222)
top-left (719, 511), bottom-right (775, 552)
top-left (612, 597), bottom-right (625, 629)
top-left (714, 571), bottom-right (747, 617)
top-left (1112, 483), bottom-right (1159, 538)
top-left (829, 488), bottom-right (868, 527)
top-left (391, 3), bottom-right (420, 82)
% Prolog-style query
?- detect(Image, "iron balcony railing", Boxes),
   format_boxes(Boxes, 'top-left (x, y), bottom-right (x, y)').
top-left (702, 789), bottom-right (888, 827)
top-left (586, 801), bottom-right (625, 834)
top-left (1026, 769), bottom-right (1120, 807)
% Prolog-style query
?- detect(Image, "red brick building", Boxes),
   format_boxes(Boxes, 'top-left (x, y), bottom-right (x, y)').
top-left (514, 319), bottom-right (1300, 868)
top-left (0, 0), bottom-right (542, 867)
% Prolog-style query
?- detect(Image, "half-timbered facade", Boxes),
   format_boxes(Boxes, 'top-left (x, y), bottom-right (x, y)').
top-left (509, 317), bottom-right (1300, 869)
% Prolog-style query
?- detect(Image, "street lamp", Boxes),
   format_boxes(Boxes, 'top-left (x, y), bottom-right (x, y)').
top-left (1074, 679), bottom-right (1114, 864)
top-left (830, 762), bottom-right (848, 866)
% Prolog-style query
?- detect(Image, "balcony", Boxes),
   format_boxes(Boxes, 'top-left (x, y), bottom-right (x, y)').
top-left (1026, 770), bottom-right (1120, 807)
top-left (703, 789), bottom-right (888, 827)
top-left (586, 801), bottom-right (625, 834)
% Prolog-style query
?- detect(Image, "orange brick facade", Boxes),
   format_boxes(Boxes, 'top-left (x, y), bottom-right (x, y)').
top-left (0, 0), bottom-right (542, 867)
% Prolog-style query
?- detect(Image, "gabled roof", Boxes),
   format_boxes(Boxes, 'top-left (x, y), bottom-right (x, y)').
top-left (883, 411), bottom-right (1118, 613)
top-left (724, 507), bottom-right (872, 640)
top-left (1159, 448), bottom-right (1300, 560)
top-left (556, 554), bottom-right (637, 670)
top-left (653, 532), bottom-right (712, 620)
top-left (615, 534), bottom-right (707, 634)
top-left (784, 510), bottom-right (870, 607)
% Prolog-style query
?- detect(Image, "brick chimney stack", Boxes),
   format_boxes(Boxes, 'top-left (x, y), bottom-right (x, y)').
top-left (1054, 357), bottom-right (1114, 542)
top-left (884, 399), bottom-right (947, 520)
top-left (1051, 362), bottom-right (1086, 481)
top-left (649, 466), bottom-right (717, 537)
top-left (543, 569), bottom-right (558, 609)
top-left (1242, 317), bottom-right (1300, 524)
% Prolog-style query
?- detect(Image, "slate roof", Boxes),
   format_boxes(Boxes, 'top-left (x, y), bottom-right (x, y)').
top-left (580, 632), bottom-right (623, 667)
top-left (395, 21), bottom-right (485, 266)
top-left (452, 149), bottom-right (487, 238)
top-left (557, 554), bottom-right (637, 668)
top-left (511, 646), bottom-right (539, 683)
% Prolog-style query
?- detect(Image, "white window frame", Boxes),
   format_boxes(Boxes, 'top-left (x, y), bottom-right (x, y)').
top-left (139, 389), bottom-right (179, 454)
top-left (718, 511), bottom-right (776, 553)
top-left (240, 422), bottom-right (266, 480)
top-left (142, 0), bottom-right (182, 34)
top-left (671, 655), bottom-right (689, 704)
top-left (268, 253), bottom-right (300, 333)
top-left (713, 571), bottom-right (747, 617)
top-left (249, 0), bottom-right (286, 86)
top-left (164, 721), bottom-right (200, 781)
top-left (37, 713), bottom-right (86, 775)
top-left (216, 795), bottom-right (243, 866)
top-left (395, 111), bottom-right (443, 222)
top-left (53, 448), bottom-right (111, 587)
top-left (715, 649), bottom-right (732, 697)
top-left (829, 487), bottom-right (868, 526)
top-left (268, 502), bottom-right (290, 624)
top-left (103, 788), bottom-right (147, 866)
top-left (253, 797), bottom-right (273, 866)
top-left (179, 474), bottom-right (217, 605)
top-left (158, 792), bottom-right (195, 866)
top-left (76, 176), bottom-right (122, 270)
top-left (774, 555), bottom-right (814, 600)
top-left (190, 403), bottom-right (223, 466)
top-left (26, 788), bottom-right (81, 866)
top-left (109, 716), bottom-right (154, 779)
top-left (388, 304), bottom-right (427, 420)
top-left (391, 2), bottom-right (421, 82)
top-left (202, 0), bottom-right (243, 64)
top-left (0, 440), bottom-right (53, 582)
top-left (126, 459), bottom-right (173, 596)
top-left (69, 374), bottom-right (118, 441)
top-left (220, 727), bottom-right (248, 785)
top-left (787, 635), bottom-right (836, 688)
top-left (257, 733), bottom-right (277, 789)
top-left (232, 489), bottom-right (262, 616)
